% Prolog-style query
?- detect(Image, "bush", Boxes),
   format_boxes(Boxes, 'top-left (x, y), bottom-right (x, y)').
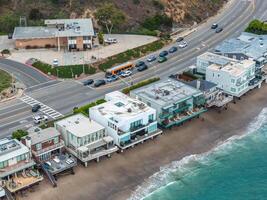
top-left (142, 14), bottom-right (172, 31)
top-left (12, 130), bottom-right (28, 141)
top-left (73, 99), bottom-right (106, 115)
top-left (122, 77), bottom-right (160, 94)
top-left (245, 19), bottom-right (267, 35)
top-left (98, 40), bottom-right (166, 71)
top-left (1, 49), bottom-right (10, 55)
top-left (98, 32), bottom-right (104, 44)
top-left (32, 61), bottom-right (97, 78)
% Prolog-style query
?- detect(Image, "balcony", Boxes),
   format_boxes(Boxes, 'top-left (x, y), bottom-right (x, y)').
top-left (32, 140), bottom-right (64, 156)
top-left (159, 104), bottom-right (190, 119)
top-left (161, 108), bottom-right (207, 128)
top-left (118, 120), bottom-right (157, 136)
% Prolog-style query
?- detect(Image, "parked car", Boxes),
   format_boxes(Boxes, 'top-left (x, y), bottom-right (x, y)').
top-left (137, 64), bottom-right (148, 71)
top-left (105, 38), bottom-right (118, 44)
top-left (53, 59), bottom-right (59, 67)
top-left (135, 61), bottom-right (146, 68)
top-left (215, 27), bottom-right (223, 33)
top-left (147, 55), bottom-right (157, 62)
top-left (158, 56), bottom-right (167, 63)
top-left (94, 80), bottom-right (106, 87)
top-left (106, 75), bottom-right (118, 82)
top-left (211, 23), bottom-right (218, 29)
top-left (83, 79), bottom-right (94, 86)
top-left (169, 46), bottom-right (178, 53)
top-left (33, 115), bottom-right (48, 124)
top-left (178, 41), bottom-right (188, 48)
top-left (159, 50), bottom-right (168, 57)
top-left (32, 104), bottom-right (41, 112)
top-left (176, 37), bottom-right (184, 42)
top-left (120, 70), bottom-right (132, 77)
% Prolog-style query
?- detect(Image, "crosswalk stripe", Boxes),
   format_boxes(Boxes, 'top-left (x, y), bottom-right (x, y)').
top-left (19, 95), bottom-right (64, 119)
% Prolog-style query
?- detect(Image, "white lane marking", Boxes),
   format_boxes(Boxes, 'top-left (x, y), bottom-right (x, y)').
top-left (19, 95), bottom-right (64, 119)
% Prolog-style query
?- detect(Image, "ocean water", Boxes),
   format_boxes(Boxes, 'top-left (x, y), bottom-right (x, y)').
top-left (129, 108), bottom-right (267, 200)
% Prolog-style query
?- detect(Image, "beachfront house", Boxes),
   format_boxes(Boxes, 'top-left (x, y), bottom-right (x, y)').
top-left (214, 32), bottom-right (267, 71)
top-left (186, 80), bottom-right (233, 108)
top-left (21, 127), bottom-right (64, 163)
top-left (89, 91), bottom-right (162, 150)
top-left (206, 59), bottom-right (256, 97)
top-left (0, 138), bottom-right (43, 193)
top-left (55, 114), bottom-right (118, 167)
top-left (196, 52), bottom-right (237, 74)
top-left (130, 79), bottom-right (207, 129)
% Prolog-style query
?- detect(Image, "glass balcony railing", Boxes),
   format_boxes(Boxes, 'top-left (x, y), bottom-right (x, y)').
top-left (160, 104), bottom-right (190, 119)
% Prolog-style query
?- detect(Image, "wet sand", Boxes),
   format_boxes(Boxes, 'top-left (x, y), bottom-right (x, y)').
top-left (23, 84), bottom-right (267, 200)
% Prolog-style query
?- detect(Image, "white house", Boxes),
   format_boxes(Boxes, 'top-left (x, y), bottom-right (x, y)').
top-left (0, 138), bottom-right (43, 193)
top-left (89, 91), bottom-right (162, 150)
top-left (55, 114), bottom-right (118, 167)
top-left (206, 59), bottom-right (256, 97)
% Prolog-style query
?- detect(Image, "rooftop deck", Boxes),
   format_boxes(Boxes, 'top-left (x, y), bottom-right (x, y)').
top-left (44, 154), bottom-right (77, 175)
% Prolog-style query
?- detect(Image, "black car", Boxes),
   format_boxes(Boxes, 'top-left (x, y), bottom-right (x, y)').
top-left (159, 50), bottom-right (168, 57)
top-left (169, 46), bottom-right (178, 53)
top-left (176, 37), bottom-right (184, 42)
top-left (211, 23), bottom-right (218, 29)
top-left (83, 79), bottom-right (94, 86)
top-left (94, 80), bottom-right (106, 87)
top-left (135, 61), bottom-right (146, 68)
top-left (8, 33), bottom-right (12, 39)
top-left (215, 27), bottom-right (223, 33)
top-left (32, 104), bottom-right (41, 112)
top-left (137, 64), bottom-right (148, 71)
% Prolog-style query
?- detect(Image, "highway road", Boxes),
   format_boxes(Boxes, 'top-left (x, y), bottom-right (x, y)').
top-left (1, 0), bottom-right (267, 137)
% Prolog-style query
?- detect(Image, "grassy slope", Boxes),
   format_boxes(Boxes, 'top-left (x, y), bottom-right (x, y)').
top-left (0, 69), bottom-right (12, 92)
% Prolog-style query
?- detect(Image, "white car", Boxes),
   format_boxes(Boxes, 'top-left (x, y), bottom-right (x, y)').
top-left (178, 41), bottom-right (188, 48)
top-left (33, 115), bottom-right (48, 124)
top-left (104, 38), bottom-right (118, 44)
top-left (53, 59), bottom-right (59, 67)
top-left (120, 70), bottom-right (132, 77)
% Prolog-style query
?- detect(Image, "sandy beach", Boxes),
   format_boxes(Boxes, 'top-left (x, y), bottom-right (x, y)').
top-left (21, 84), bottom-right (267, 200)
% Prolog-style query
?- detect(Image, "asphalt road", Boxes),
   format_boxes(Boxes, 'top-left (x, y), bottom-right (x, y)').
top-left (1, 0), bottom-right (267, 137)
top-left (0, 58), bottom-right (53, 87)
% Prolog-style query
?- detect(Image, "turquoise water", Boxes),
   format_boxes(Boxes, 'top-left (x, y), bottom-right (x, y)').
top-left (129, 108), bottom-right (267, 200)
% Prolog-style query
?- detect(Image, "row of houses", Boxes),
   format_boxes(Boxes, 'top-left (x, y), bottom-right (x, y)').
top-left (1, 32), bottom-right (266, 197)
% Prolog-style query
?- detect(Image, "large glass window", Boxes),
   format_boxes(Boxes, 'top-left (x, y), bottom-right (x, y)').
top-left (148, 114), bottom-right (154, 122)
top-left (36, 143), bottom-right (42, 150)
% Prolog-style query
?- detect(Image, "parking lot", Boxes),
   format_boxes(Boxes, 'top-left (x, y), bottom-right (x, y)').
top-left (7, 34), bottom-right (157, 66)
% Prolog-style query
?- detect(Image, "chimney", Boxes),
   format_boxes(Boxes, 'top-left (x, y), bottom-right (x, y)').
top-left (196, 80), bottom-right (201, 90)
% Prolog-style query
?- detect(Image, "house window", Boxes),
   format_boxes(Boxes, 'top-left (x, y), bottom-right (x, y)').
top-left (148, 114), bottom-right (154, 122)
top-left (130, 119), bottom-right (143, 129)
top-left (231, 88), bottom-right (236, 92)
top-left (54, 137), bottom-right (59, 144)
top-left (36, 143), bottom-right (42, 150)
top-left (0, 160), bottom-right (8, 169)
top-left (231, 79), bottom-right (235, 83)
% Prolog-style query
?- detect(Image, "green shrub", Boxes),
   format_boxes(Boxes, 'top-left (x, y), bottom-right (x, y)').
top-left (245, 19), bottom-right (267, 35)
top-left (122, 77), bottom-right (160, 94)
top-left (12, 130), bottom-right (28, 141)
top-left (1, 49), bottom-right (10, 55)
top-left (73, 99), bottom-right (106, 115)
top-left (98, 40), bottom-right (166, 71)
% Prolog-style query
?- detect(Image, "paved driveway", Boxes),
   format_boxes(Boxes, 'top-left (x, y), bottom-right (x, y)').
top-left (0, 36), bottom-right (15, 51)
top-left (8, 34), bottom-right (158, 66)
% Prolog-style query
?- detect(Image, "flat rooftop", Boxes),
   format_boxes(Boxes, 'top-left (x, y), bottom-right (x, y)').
top-left (197, 52), bottom-right (236, 66)
top-left (0, 138), bottom-right (30, 162)
top-left (90, 91), bottom-right (154, 124)
top-left (208, 59), bottom-right (255, 77)
top-left (13, 18), bottom-right (94, 40)
top-left (131, 80), bottom-right (202, 108)
top-left (55, 114), bottom-right (104, 138)
top-left (186, 80), bottom-right (217, 92)
top-left (26, 127), bottom-right (61, 145)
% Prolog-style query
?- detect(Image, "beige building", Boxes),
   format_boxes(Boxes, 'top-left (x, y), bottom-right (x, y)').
top-left (13, 18), bottom-right (95, 51)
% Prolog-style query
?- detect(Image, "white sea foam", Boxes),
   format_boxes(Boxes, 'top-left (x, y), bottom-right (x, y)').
top-left (128, 108), bottom-right (267, 200)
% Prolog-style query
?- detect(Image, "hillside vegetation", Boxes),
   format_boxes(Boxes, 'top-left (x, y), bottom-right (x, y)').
top-left (0, 0), bottom-right (226, 35)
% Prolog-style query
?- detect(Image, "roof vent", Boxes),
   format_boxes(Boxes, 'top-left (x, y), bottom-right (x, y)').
top-left (75, 121), bottom-right (79, 124)
top-left (127, 108), bottom-right (132, 113)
